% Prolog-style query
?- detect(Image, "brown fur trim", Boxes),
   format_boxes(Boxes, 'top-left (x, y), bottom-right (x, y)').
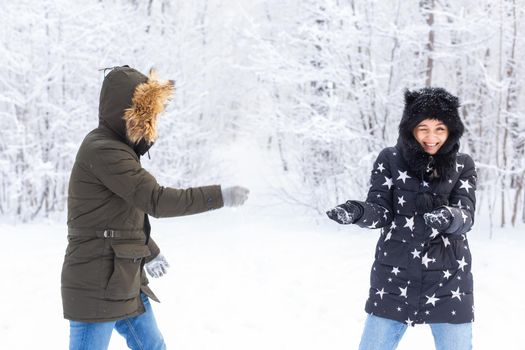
top-left (124, 68), bottom-right (175, 144)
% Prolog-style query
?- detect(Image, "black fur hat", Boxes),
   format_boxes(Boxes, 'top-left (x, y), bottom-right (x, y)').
top-left (397, 87), bottom-right (464, 180)
top-left (397, 87), bottom-right (465, 213)
top-left (399, 87), bottom-right (464, 144)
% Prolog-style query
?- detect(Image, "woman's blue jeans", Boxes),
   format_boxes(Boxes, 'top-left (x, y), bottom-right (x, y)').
top-left (359, 314), bottom-right (472, 350)
top-left (69, 293), bottom-right (166, 350)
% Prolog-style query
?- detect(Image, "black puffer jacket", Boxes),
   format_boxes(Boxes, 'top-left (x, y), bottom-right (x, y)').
top-left (353, 145), bottom-right (476, 325)
top-left (352, 88), bottom-right (477, 325)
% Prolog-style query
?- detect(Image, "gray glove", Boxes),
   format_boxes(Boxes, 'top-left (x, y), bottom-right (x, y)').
top-left (145, 253), bottom-right (170, 278)
top-left (221, 186), bottom-right (249, 207)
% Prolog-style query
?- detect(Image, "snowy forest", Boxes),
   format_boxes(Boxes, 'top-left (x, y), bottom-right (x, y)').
top-left (1, 0), bottom-right (525, 228)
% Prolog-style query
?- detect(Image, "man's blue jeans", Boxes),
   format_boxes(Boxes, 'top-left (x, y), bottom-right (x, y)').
top-left (359, 314), bottom-right (472, 350)
top-left (69, 293), bottom-right (166, 350)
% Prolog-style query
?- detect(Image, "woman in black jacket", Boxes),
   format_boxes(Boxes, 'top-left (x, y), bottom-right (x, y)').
top-left (327, 87), bottom-right (476, 350)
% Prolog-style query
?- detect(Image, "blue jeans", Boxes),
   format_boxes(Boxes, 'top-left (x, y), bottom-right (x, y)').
top-left (69, 293), bottom-right (166, 350)
top-left (359, 314), bottom-right (472, 350)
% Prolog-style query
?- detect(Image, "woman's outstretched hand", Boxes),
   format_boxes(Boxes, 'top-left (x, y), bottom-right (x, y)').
top-left (221, 186), bottom-right (250, 207)
top-left (326, 201), bottom-right (363, 224)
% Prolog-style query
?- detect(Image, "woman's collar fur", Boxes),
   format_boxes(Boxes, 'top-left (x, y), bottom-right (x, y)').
top-left (396, 135), bottom-right (459, 180)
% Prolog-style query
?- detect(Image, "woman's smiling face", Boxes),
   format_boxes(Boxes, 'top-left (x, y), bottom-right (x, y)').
top-left (412, 119), bottom-right (449, 155)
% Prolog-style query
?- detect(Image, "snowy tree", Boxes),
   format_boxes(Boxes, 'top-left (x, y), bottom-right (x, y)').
top-left (1, 0), bottom-right (524, 227)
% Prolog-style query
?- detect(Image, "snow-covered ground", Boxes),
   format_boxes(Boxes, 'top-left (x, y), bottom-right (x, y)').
top-left (1, 136), bottom-right (522, 349)
top-left (0, 210), bottom-right (523, 349)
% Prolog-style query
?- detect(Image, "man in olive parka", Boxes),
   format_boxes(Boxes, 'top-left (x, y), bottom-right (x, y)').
top-left (62, 66), bottom-right (249, 349)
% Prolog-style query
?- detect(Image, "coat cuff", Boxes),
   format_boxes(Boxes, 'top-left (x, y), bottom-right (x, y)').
top-left (145, 238), bottom-right (160, 263)
top-left (443, 206), bottom-right (463, 235)
top-left (206, 185), bottom-right (224, 210)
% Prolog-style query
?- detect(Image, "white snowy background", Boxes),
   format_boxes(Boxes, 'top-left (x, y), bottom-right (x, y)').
top-left (1, 0), bottom-right (524, 349)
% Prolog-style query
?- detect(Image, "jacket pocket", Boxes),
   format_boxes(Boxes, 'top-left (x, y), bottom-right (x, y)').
top-left (425, 237), bottom-right (465, 270)
top-left (377, 238), bottom-right (410, 269)
top-left (104, 244), bottom-right (151, 300)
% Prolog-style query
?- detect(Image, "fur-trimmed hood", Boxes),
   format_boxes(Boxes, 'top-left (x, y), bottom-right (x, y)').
top-left (396, 87), bottom-right (464, 181)
top-left (98, 65), bottom-right (174, 155)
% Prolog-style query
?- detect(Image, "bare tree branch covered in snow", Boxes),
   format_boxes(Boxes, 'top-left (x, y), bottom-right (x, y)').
top-left (1, 0), bottom-right (524, 227)
top-left (0, 0), bottom-right (235, 221)
top-left (239, 0), bottom-right (525, 226)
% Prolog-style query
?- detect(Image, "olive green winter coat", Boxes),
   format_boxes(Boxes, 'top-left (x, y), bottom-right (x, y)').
top-left (61, 66), bottom-right (223, 322)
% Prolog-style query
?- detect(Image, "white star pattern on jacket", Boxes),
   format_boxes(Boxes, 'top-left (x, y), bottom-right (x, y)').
top-left (457, 256), bottom-right (469, 271)
top-left (404, 216), bottom-right (414, 231)
top-left (451, 287), bottom-right (463, 301)
top-left (454, 199), bottom-right (463, 209)
top-left (425, 294), bottom-right (440, 306)
top-left (377, 163), bottom-right (385, 172)
top-left (376, 288), bottom-right (387, 299)
top-left (397, 170), bottom-right (411, 183)
top-left (397, 196), bottom-right (406, 207)
top-left (429, 228), bottom-right (439, 239)
top-left (382, 176), bottom-right (394, 189)
top-left (422, 253), bottom-right (436, 268)
top-left (411, 248), bottom-right (421, 259)
top-left (459, 179), bottom-right (473, 192)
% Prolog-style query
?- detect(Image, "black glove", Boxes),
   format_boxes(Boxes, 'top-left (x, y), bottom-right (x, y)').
top-left (423, 207), bottom-right (452, 231)
top-left (326, 201), bottom-right (363, 225)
